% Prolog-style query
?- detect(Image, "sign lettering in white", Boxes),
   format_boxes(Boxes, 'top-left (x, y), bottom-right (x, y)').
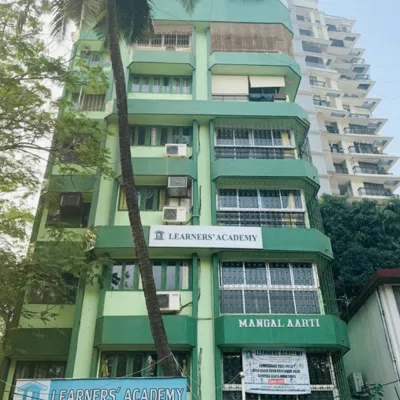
top-left (149, 226), bottom-right (263, 249)
top-left (238, 318), bottom-right (321, 328)
top-left (242, 349), bottom-right (311, 395)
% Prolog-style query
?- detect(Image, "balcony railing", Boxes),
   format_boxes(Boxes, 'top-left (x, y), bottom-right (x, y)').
top-left (330, 147), bottom-right (344, 154)
top-left (303, 44), bottom-right (324, 54)
top-left (310, 80), bottom-right (326, 87)
top-left (344, 127), bottom-right (376, 135)
top-left (355, 74), bottom-right (371, 80)
top-left (358, 187), bottom-right (394, 197)
top-left (348, 146), bottom-right (382, 155)
top-left (327, 26), bottom-right (348, 32)
top-left (348, 113), bottom-right (370, 119)
top-left (326, 126), bottom-right (340, 134)
top-left (334, 166), bottom-right (349, 174)
top-left (217, 211), bottom-right (306, 228)
top-left (306, 62), bottom-right (329, 69)
top-left (350, 58), bottom-right (365, 64)
top-left (353, 166), bottom-right (388, 175)
top-left (215, 147), bottom-right (295, 160)
top-left (313, 99), bottom-right (331, 107)
top-left (212, 94), bottom-right (288, 103)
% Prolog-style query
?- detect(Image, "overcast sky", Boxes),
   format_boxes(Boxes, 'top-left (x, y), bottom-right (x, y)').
top-left (319, 0), bottom-right (400, 178)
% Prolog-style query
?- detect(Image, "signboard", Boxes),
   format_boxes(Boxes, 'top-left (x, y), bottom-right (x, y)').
top-left (238, 317), bottom-right (320, 328)
top-left (242, 349), bottom-right (311, 395)
top-left (149, 225), bottom-right (263, 249)
top-left (14, 378), bottom-right (187, 400)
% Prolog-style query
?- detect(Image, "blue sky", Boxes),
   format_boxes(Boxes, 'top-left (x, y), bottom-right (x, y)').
top-left (319, 0), bottom-right (400, 176)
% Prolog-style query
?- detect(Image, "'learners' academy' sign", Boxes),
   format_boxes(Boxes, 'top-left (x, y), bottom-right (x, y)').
top-left (149, 226), bottom-right (263, 249)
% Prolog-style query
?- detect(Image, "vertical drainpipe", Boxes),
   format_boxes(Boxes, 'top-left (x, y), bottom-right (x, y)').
top-left (192, 120), bottom-right (200, 225)
top-left (191, 254), bottom-right (199, 400)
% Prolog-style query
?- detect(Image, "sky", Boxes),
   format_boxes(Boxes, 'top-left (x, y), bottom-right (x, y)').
top-left (319, 0), bottom-right (400, 177)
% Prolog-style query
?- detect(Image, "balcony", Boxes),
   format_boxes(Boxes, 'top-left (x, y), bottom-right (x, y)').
top-left (215, 147), bottom-right (295, 160)
top-left (335, 166), bottom-right (349, 174)
top-left (306, 61), bottom-right (330, 70)
top-left (340, 74), bottom-right (371, 82)
top-left (353, 166), bottom-right (389, 175)
top-left (344, 127), bottom-right (376, 135)
top-left (348, 146), bottom-right (382, 155)
top-left (212, 94), bottom-right (288, 103)
top-left (313, 99), bottom-right (331, 107)
top-left (348, 113), bottom-right (369, 119)
top-left (327, 25), bottom-right (348, 33)
top-left (310, 80), bottom-right (326, 87)
top-left (358, 187), bottom-right (395, 197)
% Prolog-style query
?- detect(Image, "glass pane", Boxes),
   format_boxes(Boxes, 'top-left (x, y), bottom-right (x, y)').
top-left (245, 262), bottom-right (267, 284)
top-left (235, 129), bottom-right (250, 146)
top-left (116, 353), bottom-right (127, 377)
top-left (179, 262), bottom-right (189, 289)
top-left (269, 290), bottom-right (295, 313)
top-left (111, 265), bottom-right (122, 289)
top-left (124, 264), bottom-right (135, 289)
top-left (173, 78), bottom-right (181, 93)
top-left (160, 128), bottom-right (169, 145)
top-left (144, 188), bottom-right (155, 210)
top-left (219, 189), bottom-right (237, 208)
top-left (295, 291), bottom-right (321, 314)
top-left (174, 353), bottom-right (190, 378)
top-left (145, 353), bottom-right (158, 377)
top-left (254, 130), bottom-right (272, 146)
top-left (308, 354), bottom-right (332, 385)
top-left (238, 189), bottom-right (258, 209)
top-left (182, 128), bottom-right (190, 144)
top-left (138, 127), bottom-right (146, 145)
top-left (216, 128), bottom-right (234, 146)
top-left (272, 130), bottom-right (283, 146)
top-left (260, 190), bottom-right (281, 209)
top-left (293, 263), bottom-right (314, 286)
top-left (221, 262), bottom-right (244, 285)
top-left (141, 77), bottom-right (149, 92)
top-left (172, 127), bottom-right (180, 143)
top-left (162, 77), bottom-right (170, 93)
top-left (220, 290), bottom-right (243, 313)
top-left (99, 354), bottom-right (115, 377)
top-left (177, 35), bottom-right (190, 47)
top-left (244, 290), bottom-right (269, 313)
top-left (132, 76), bottom-right (140, 92)
top-left (153, 77), bottom-right (160, 93)
top-left (182, 78), bottom-right (190, 94)
top-left (223, 353), bottom-right (242, 384)
top-left (166, 262), bottom-right (176, 290)
top-left (132, 354), bottom-right (143, 377)
top-left (165, 34), bottom-right (177, 46)
top-left (150, 127), bottom-right (159, 145)
top-left (153, 263), bottom-right (162, 289)
top-left (270, 262), bottom-right (291, 285)
top-left (281, 190), bottom-right (302, 209)
top-left (223, 393), bottom-right (242, 400)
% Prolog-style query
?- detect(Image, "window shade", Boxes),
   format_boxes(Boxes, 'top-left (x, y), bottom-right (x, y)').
top-left (249, 76), bottom-right (285, 88)
top-left (212, 75), bottom-right (248, 95)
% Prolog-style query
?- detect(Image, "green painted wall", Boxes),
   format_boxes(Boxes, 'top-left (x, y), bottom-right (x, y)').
top-left (19, 305), bottom-right (75, 329)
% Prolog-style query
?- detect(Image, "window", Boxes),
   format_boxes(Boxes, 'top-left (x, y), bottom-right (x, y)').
top-left (220, 261), bottom-right (320, 315)
top-left (110, 260), bottom-right (190, 290)
top-left (217, 189), bottom-right (306, 228)
top-left (221, 352), bottom-right (333, 400)
top-left (393, 286), bottom-right (400, 314)
top-left (136, 34), bottom-right (191, 48)
top-left (100, 352), bottom-right (190, 380)
top-left (131, 126), bottom-right (192, 146)
top-left (130, 75), bottom-right (191, 94)
top-left (10, 362), bottom-right (66, 398)
top-left (70, 93), bottom-right (105, 111)
top-left (46, 200), bottom-right (91, 229)
top-left (118, 186), bottom-right (165, 211)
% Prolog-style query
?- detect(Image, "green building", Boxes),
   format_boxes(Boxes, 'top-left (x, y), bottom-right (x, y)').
top-left (2, 1), bottom-right (351, 399)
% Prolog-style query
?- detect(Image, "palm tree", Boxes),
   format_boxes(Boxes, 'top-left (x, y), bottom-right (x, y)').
top-left (50, 0), bottom-right (195, 377)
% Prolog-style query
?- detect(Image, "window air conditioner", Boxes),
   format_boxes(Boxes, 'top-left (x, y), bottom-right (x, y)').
top-left (162, 207), bottom-right (187, 224)
top-left (347, 373), bottom-right (364, 395)
top-left (165, 143), bottom-right (188, 158)
top-left (167, 176), bottom-right (189, 197)
top-left (157, 292), bottom-right (180, 313)
top-left (60, 193), bottom-right (82, 208)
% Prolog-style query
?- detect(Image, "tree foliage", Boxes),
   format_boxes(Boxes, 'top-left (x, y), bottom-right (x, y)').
top-left (320, 195), bottom-right (400, 315)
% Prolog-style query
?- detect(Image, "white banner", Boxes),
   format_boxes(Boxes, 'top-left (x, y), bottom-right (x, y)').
top-left (242, 349), bottom-right (311, 395)
top-left (149, 225), bottom-right (262, 249)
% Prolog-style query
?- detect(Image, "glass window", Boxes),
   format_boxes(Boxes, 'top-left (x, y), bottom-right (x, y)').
top-left (295, 291), bottom-right (321, 314)
top-left (152, 35), bottom-right (162, 46)
top-left (260, 190), bottom-right (281, 209)
top-left (132, 76), bottom-right (140, 92)
top-left (172, 127), bottom-right (180, 143)
top-left (244, 290), bottom-right (269, 313)
top-left (180, 262), bottom-right (189, 290)
top-left (281, 190), bottom-right (302, 209)
top-left (165, 34), bottom-right (177, 46)
top-left (235, 129), bottom-right (250, 146)
top-left (245, 262), bottom-right (267, 284)
top-left (150, 127), bottom-right (160, 146)
top-left (308, 354), bottom-right (332, 385)
top-left (153, 76), bottom-right (161, 93)
top-left (270, 262), bottom-right (291, 285)
top-left (220, 290), bottom-right (243, 313)
top-left (144, 188), bottom-right (156, 210)
top-left (173, 78), bottom-right (181, 93)
top-left (272, 130), bottom-right (283, 146)
top-left (111, 265), bottom-right (123, 289)
top-left (293, 263), bottom-right (314, 285)
top-left (152, 263), bottom-right (162, 289)
top-left (166, 262), bottom-right (176, 290)
top-left (269, 290), bottom-right (295, 313)
top-left (160, 128), bottom-right (169, 145)
top-left (162, 77), bottom-right (170, 93)
top-left (182, 78), bottom-right (190, 94)
top-left (254, 130), bottom-right (272, 146)
top-left (124, 264), bottom-right (135, 289)
top-left (216, 128), bottom-right (234, 146)
top-left (238, 189), bottom-right (258, 209)
top-left (222, 354), bottom-right (242, 384)
top-left (182, 128), bottom-right (191, 144)
top-left (177, 35), bottom-right (190, 47)
top-left (219, 189), bottom-right (237, 208)
top-left (141, 77), bottom-right (149, 92)
top-left (138, 127), bottom-right (146, 145)
top-left (221, 262), bottom-right (244, 285)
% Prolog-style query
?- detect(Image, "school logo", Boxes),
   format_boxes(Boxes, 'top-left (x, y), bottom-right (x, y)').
top-left (154, 230), bottom-right (165, 240)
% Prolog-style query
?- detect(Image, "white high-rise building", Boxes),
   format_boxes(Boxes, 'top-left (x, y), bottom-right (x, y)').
top-left (289, 0), bottom-right (400, 201)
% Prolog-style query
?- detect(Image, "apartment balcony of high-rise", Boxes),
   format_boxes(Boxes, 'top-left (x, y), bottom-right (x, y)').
top-left (337, 73), bottom-right (375, 95)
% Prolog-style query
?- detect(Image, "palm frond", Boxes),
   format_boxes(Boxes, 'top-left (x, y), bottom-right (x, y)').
top-left (174, 0), bottom-right (197, 14)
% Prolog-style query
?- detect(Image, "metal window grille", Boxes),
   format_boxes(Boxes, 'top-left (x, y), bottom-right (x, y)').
top-left (210, 23), bottom-right (293, 56)
top-left (74, 94), bottom-right (105, 111)
top-left (221, 353), bottom-right (335, 399)
top-left (134, 25), bottom-right (193, 49)
top-left (219, 261), bottom-right (321, 315)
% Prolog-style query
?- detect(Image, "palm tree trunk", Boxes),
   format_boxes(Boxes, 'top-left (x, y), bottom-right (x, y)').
top-left (105, 0), bottom-right (177, 377)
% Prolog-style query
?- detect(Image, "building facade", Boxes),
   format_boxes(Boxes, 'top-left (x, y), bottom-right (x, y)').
top-left (1, 1), bottom-right (351, 400)
top-left (344, 270), bottom-right (400, 400)
top-left (289, 0), bottom-right (400, 200)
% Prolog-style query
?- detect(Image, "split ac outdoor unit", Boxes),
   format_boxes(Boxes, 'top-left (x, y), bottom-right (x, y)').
top-left (162, 207), bottom-right (186, 224)
top-left (167, 176), bottom-right (189, 197)
top-left (60, 193), bottom-right (82, 208)
top-left (165, 143), bottom-right (188, 157)
top-left (157, 292), bottom-right (180, 313)
top-left (347, 372), bottom-right (364, 395)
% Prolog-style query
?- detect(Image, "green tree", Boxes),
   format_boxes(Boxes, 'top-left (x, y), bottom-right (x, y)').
top-left (320, 195), bottom-right (400, 315)
top-left (49, 0), bottom-right (195, 376)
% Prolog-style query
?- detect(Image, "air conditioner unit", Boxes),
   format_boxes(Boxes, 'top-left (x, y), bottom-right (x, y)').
top-left (167, 176), bottom-right (189, 197)
top-left (162, 207), bottom-right (186, 224)
top-left (157, 292), bottom-right (180, 313)
top-left (347, 372), bottom-right (364, 395)
top-left (60, 193), bottom-right (82, 208)
top-left (165, 143), bottom-right (188, 157)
